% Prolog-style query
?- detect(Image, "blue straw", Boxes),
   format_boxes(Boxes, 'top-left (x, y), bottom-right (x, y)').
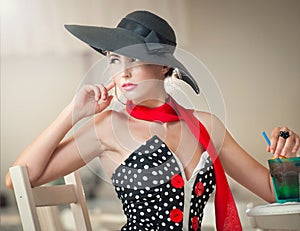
top-left (262, 131), bottom-right (282, 163)
top-left (262, 131), bottom-right (271, 146)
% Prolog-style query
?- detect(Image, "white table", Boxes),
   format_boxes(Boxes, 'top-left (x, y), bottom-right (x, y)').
top-left (246, 202), bottom-right (300, 230)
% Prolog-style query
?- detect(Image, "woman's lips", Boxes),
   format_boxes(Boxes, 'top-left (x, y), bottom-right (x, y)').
top-left (122, 83), bottom-right (138, 91)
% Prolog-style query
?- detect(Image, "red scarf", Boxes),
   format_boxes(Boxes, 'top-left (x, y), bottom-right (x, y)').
top-left (126, 97), bottom-right (242, 231)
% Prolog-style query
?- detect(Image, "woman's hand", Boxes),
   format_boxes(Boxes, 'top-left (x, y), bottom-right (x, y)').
top-left (71, 82), bottom-right (115, 124)
top-left (268, 127), bottom-right (299, 158)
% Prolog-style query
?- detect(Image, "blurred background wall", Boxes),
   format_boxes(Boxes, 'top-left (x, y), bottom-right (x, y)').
top-left (1, 0), bottom-right (300, 227)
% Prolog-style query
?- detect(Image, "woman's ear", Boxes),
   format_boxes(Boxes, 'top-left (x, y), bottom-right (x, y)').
top-left (162, 66), bottom-right (170, 75)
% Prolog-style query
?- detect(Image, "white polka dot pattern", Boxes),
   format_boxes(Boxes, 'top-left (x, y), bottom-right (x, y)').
top-left (111, 135), bottom-right (215, 230)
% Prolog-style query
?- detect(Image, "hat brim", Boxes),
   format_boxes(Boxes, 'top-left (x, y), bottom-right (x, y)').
top-left (65, 24), bottom-right (199, 94)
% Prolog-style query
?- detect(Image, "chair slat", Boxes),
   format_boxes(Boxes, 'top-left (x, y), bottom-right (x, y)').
top-left (10, 165), bottom-right (92, 231)
top-left (33, 185), bottom-right (77, 207)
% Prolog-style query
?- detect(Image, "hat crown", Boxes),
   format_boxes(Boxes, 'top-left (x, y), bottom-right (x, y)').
top-left (118, 10), bottom-right (176, 47)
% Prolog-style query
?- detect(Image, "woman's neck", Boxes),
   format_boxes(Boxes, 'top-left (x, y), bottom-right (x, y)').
top-left (132, 93), bottom-right (169, 108)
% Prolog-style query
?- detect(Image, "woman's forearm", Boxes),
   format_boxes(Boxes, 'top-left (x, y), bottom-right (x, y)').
top-left (6, 102), bottom-right (76, 189)
top-left (6, 84), bottom-right (114, 189)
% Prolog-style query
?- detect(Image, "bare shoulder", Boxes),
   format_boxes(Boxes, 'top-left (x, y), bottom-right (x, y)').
top-left (92, 109), bottom-right (128, 150)
top-left (93, 109), bottom-right (120, 123)
top-left (193, 111), bottom-right (225, 132)
top-left (193, 110), bottom-right (227, 150)
top-left (93, 109), bottom-right (128, 127)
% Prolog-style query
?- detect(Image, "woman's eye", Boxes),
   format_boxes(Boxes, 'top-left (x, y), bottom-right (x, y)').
top-left (130, 57), bottom-right (139, 62)
top-left (109, 58), bottom-right (119, 64)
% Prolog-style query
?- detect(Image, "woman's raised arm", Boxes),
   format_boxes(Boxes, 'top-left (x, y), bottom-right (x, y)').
top-left (6, 83), bottom-right (114, 189)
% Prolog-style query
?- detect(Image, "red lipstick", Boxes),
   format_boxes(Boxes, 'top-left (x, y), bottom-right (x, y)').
top-left (122, 82), bottom-right (138, 91)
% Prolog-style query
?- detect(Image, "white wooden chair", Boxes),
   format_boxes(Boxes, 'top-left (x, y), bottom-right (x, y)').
top-left (9, 165), bottom-right (92, 231)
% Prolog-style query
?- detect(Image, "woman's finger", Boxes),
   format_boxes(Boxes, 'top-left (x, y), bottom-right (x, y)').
top-left (96, 84), bottom-right (107, 101)
top-left (285, 131), bottom-right (300, 154)
top-left (93, 85), bottom-right (102, 101)
top-left (270, 127), bottom-right (300, 157)
top-left (280, 132), bottom-right (294, 156)
top-left (95, 95), bottom-right (114, 113)
top-left (106, 81), bottom-right (116, 91)
top-left (292, 134), bottom-right (300, 153)
top-left (269, 127), bottom-right (281, 154)
top-left (96, 82), bottom-right (115, 101)
top-left (81, 84), bottom-right (100, 101)
top-left (272, 135), bottom-right (286, 157)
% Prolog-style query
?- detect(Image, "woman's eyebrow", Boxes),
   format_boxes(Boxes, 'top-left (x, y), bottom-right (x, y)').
top-left (109, 53), bottom-right (120, 58)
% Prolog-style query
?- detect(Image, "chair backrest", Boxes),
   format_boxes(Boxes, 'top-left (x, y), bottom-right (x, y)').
top-left (9, 165), bottom-right (92, 231)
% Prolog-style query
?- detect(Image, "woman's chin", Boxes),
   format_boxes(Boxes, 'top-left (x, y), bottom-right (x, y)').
top-left (122, 89), bottom-right (149, 102)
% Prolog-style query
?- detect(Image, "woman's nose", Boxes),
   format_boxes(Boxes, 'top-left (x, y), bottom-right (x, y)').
top-left (120, 64), bottom-right (132, 79)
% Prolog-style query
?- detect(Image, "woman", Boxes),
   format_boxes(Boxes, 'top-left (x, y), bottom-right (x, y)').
top-left (6, 10), bottom-right (299, 231)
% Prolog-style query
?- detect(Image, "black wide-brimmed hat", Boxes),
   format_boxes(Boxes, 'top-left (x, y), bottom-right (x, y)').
top-left (65, 10), bottom-right (199, 94)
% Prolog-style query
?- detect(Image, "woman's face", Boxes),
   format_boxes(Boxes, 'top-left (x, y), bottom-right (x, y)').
top-left (108, 53), bottom-right (168, 104)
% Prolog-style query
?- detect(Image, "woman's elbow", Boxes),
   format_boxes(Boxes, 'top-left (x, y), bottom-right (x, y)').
top-left (264, 193), bottom-right (276, 203)
top-left (5, 172), bottom-right (14, 190)
top-left (5, 166), bottom-right (40, 190)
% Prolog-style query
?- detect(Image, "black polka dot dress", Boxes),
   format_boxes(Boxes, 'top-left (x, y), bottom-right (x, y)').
top-left (111, 135), bottom-right (216, 231)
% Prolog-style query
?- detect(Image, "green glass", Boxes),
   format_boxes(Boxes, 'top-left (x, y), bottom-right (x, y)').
top-left (268, 157), bottom-right (300, 203)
